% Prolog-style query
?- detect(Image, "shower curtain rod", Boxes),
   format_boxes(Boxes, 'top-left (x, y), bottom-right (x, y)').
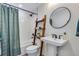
top-left (3, 3), bottom-right (38, 15)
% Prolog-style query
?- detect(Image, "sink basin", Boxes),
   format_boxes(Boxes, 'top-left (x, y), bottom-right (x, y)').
top-left (41, 36), bottom-right (68, 46)
top-left (41, 36), bottom-right (68, 55)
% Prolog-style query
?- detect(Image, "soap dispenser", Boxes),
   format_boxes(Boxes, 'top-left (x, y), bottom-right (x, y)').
top-left (63, 32), bottom-right (67, 40)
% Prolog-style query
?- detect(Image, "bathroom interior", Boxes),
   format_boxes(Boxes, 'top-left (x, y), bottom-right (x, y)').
top-left (0, 3), bottom-right (79, 56)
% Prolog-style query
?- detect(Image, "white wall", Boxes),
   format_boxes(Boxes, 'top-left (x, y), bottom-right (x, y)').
top-left (9, 3), bottom-right (42, 13)
top-left (19, 10), bottom-right (36, 55)
top-left (38, 3), bottom-right (79, 56)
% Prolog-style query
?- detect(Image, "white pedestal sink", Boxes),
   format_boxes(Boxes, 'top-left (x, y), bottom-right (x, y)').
top-left (41, 36), bottom-right (68, 56)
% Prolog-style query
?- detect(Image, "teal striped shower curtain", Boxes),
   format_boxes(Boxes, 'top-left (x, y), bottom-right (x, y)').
top-left (0, 4), bottom-right (21, 56)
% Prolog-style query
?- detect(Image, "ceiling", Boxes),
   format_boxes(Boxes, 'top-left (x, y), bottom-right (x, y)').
top-left (9, 3), bottom-right (44, 13)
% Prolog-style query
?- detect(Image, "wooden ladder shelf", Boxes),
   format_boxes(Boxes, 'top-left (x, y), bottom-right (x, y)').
top-left (32, 15), bottom-right (46, 56)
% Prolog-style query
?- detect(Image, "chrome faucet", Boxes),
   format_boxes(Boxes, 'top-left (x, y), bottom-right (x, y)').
top-left (52, 34), bottom-right (57, 38)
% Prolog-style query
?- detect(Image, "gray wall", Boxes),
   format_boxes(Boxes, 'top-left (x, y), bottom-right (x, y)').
top-left (38, 3), bottom-right (79, 56)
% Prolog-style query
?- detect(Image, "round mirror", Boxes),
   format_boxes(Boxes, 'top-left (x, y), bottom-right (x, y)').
top-left (50, 7), bottom-right (71, 29)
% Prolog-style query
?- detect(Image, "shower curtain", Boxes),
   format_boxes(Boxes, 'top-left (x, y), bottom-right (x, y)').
top-left (0, 4), bottom-right (21, 56)
top-left (76, 20), bottom-right (79, 36)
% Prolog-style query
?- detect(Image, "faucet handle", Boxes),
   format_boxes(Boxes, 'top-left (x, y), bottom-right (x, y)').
top-left (64, 32), bottom-right (66, 35)
top-left (59, 35), bottom-right (63, 39)
top-left (52, 34), bottom-right (57, 38)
